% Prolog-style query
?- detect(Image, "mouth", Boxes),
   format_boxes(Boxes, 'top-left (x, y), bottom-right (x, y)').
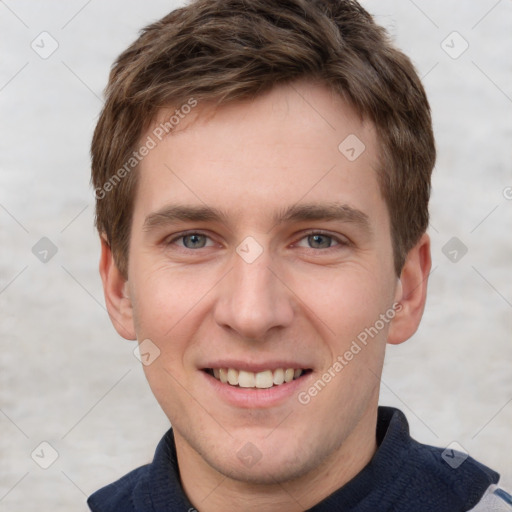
top-left (203, 367), bottom-right (312, 389)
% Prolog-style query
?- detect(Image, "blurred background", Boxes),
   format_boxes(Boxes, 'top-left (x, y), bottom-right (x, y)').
top-left (1, 1), bottom-right (511, 510)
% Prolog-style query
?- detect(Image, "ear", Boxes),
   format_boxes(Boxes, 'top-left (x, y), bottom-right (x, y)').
top-left (387, 233), bottom-right (431, 345)
top-left (99, 235), bottom-right (137, 340)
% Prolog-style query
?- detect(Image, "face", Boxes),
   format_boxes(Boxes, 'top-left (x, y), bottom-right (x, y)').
top-left (107, 80), bottom-right (419, 487)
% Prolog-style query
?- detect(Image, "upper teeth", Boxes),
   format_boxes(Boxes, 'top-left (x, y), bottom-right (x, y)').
top-left (212, 368), bottom-right (303, 388)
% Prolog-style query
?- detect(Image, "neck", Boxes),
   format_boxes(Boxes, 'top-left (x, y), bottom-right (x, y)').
top-left (175, 405), bottom-right (379, 511)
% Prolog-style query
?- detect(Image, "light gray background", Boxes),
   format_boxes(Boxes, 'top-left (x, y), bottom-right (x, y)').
top-left (1, 1), bottom-right (511, 510)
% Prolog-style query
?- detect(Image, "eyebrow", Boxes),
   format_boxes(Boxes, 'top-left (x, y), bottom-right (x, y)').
top-left (143, 202), bottom-right (371, 234)
top-left (274, 203), bottom-right (370, 231)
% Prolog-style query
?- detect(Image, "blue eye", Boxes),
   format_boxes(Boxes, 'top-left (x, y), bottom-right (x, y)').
top-left (307, 234), bottom-right (337, 249)
top-left (182, 234), bottom-right (207, 248)
top-left (181, 233), bottom-right (208, 249)
top-left (173, 233), bottom-right (211, 249)
top-left (167, 231), bottom-right (346, 252)
top-left (296, 232), bottom-right (341, 249)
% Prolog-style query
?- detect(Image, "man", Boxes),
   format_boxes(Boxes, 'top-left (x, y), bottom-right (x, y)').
top-left (88, 0), bottom-right (512, 510)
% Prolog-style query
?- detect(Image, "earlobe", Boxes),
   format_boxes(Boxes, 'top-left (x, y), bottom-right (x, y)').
top-left (387, 233), bottom-right (431, 345)
top-left (99, 235), bottom-right (137, 340)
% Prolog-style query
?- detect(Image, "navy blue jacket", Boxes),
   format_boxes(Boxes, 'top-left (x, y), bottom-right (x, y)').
top-left (88, 407), bottom-right (511, 511)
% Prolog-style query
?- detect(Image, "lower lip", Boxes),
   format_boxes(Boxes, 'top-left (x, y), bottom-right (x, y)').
top-left (201, 371), bottom-right (312, 408)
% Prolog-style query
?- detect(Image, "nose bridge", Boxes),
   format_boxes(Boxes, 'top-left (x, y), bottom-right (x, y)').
top-left (214, 248), bottom-right (293, 339)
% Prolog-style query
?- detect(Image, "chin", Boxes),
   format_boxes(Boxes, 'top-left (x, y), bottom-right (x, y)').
top-left (200, 433), bottom-right (334, 486)
top-left (210, 454), bottom-right (314, 486)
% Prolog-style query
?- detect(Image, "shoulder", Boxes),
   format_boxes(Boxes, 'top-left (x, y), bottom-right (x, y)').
top-left (375, 407), bottom-right (502, 510)
top-left (87, 463), bottom-right (151, 512)
top-left (404, 435), bottom-right (500, 508)
top-left (467, 484), bottom-right (512, 511)
top-left (87, 427), bottom-right (193, 512)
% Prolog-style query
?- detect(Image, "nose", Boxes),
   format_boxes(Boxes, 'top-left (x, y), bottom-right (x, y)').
top-left (213, 248), bottom-right (294, 341)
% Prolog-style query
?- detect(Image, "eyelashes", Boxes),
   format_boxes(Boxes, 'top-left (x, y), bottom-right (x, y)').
top-left (166, 230), bottom-right (350, 252)
top-left (294, 231), bottom-right (349, 250)
top-left (171, 233), bottom-right (212, 249)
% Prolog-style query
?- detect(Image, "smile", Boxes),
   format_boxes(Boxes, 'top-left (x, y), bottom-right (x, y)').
top-left (204, 368), bottom-right (310, 389)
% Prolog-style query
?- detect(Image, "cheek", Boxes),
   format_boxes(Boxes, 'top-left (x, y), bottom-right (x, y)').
top-left (295, 263), bottom-right (395, 344)
top-left (130, 260), bottom-right (212, 340)
top-left (129, 261), bottom-right (225, 398)
top-left (299, 269), bottom-right (394, 420)
top-left (131, 268), bottom-right (205, 419)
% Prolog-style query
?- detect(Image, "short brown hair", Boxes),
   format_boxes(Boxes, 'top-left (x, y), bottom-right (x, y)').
top-left (91, 0), bottom-right (435, 277)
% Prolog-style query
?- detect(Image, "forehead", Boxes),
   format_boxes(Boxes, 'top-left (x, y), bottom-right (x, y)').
top-left (133, 80), bottom-right (385, 230)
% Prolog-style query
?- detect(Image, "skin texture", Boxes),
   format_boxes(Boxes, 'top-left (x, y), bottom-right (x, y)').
top-left (100, 79), bottom-right (431, 511)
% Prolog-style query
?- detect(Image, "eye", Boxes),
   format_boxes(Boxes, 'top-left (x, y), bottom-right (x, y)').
top-left (170, 232), bottom-right (214, 249)
top-left (296, 232), bottom-right (345, 250)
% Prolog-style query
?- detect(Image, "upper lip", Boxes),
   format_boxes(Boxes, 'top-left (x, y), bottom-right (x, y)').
top-left (200, 360), bottom-right (312, 373)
